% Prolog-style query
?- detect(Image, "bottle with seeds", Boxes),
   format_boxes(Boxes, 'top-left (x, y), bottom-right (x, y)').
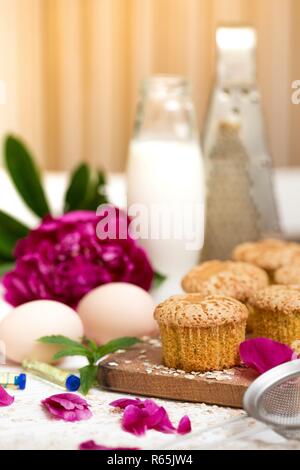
top-left (201, 26), bottom-right (280, 261)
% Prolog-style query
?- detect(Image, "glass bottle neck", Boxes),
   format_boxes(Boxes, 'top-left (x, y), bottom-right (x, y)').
top-left (133, 76), bottom-right (198, 142)
top-left (141, 76), bottom-right (190, 99)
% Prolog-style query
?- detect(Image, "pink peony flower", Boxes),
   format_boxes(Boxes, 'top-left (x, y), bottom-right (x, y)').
top-left (3, 209), bottom-right (154, 307)
top-left (41, 393), bottom-right (92, 422)
top-left (0, 386), bottom-right (14, 406)
top-left (239, 337), bottom-right (296, 374)
top-left (110, 397), bottom-right (191, 436)
top-left (79, 440), bottom-right (140, 450)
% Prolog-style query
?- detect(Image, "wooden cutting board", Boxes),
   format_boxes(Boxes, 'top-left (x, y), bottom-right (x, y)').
top-left (97, 337), bottom-right (258, 408)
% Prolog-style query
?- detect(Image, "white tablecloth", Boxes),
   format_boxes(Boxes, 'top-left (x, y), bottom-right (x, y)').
top-left (0, 168), bottom-right (299, 450)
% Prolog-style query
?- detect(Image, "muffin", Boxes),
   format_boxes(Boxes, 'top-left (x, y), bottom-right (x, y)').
top-left (154, 294), bottom-right (248, 372)
top-left (274, 264), bottom-right (300, 286)
top-left (232, 239), bottom-right (300, 278)
top-left (182, 260), bottom-right (269, 332)
top-left (248, 285), bottom-right (300, 345)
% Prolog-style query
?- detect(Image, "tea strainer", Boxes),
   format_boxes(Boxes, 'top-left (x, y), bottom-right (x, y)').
top-left (243, 358), bottom-right (300, 440)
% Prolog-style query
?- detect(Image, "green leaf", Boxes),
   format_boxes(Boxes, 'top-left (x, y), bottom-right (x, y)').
top-left (38, 335), bottom-right (87, 351)
top-left (152, 271), bottom-right (167, 290)
top-left (79, 364), bottom-right (98, 395)
top-left (0, 234), bottom-right (15, 261)
top-left (52, 348), bottom-right (92, 361)
top-left (0, 262), bottom-right (15, 277)
top-left (64, 163), bottom-right (90, 212)
top-left (0, 210), bottom-right (29, 260)
top-left (4, 135), bottom-right (51, 218)
top-left (0, 210), bottom-right (29, 238)
top-left (94, 336), bottom-right (141, 362)
top-left (64, 164), bottom-right (108, 213)
top-left (83, 337), bottom-right (98, 352)
top-left (82, 170), bottom-right (108, 211)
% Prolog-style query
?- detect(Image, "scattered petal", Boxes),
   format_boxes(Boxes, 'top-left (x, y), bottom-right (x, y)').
top-left (41, 393), bottom-right (92, 422)
top-left (0, 386), bottom-right (14, 406)
top-left (110, 397), bottom-right (143, 409)
top-left (240, 337), bottom-right (294, 374)
top-left (177, 415), bottom-right (192, 435)
top-left (113, 396), bottom-right (191, 437)
top-left (79, 440), bottom-right (140, 451)
top-left (122, 405), bottom-right (149, 436)
top-left (143, 401), bottom-right (176, 433)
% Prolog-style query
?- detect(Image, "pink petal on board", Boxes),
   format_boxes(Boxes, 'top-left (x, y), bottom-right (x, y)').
top-left (240, 337), bottom-right (295, 374)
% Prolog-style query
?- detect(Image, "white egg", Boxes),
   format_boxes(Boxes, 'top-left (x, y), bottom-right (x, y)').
top-left (77, 283), bottom-right (157, 344)
top-left (0, 300), bottom-right (83, 364)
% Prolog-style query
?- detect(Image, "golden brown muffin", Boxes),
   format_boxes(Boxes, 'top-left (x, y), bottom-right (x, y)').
top-left (248, 285), bottom-right (300, 345)
top-left (274, 264), bottom-right (300, 286)
top-left (154, 294), bottom-right (248, 372)
top-left (182, 260), bottom-right (269, 300)
top-left (182, 260), bottom-right (269, 332)
top-left (232, 239), bottom-right (300, 277)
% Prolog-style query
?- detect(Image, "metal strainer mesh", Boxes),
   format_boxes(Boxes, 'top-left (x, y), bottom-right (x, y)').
top-left (244, 360), bottom-right (300, 440)
top-left (259, 377), bottom-right (300, 427)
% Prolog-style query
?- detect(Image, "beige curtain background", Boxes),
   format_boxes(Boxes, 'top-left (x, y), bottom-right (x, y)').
top-left (0, 0), bottom-right (299, 172)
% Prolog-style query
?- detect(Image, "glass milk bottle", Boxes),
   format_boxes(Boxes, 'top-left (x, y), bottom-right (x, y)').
top-left (127, 76), bottom-right (205, 300)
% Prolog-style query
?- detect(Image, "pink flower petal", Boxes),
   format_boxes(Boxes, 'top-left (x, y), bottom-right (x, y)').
top-left (114, 397), bottom-right (192, 437)
top-left (144, 402), bottom-right (176, 433)
top-left (79, 440), bottom-right (140, 451)
top-left (240, 338), bottom-right (294, 374)
top-left (122, 405), bottom-right (149, 436)
top-left (110, 398), bottom-right (143, 409)
top-left (0, 386), bottom-right (14, 406)
top-left (41, 393), bottom-right (92, 422)
top-left (177, 415), bottom-right (192, 435)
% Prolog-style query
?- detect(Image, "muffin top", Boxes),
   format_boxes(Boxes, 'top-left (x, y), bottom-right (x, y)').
top-left (274, 264), bottom-right (300, 286)
top-left (232, 239), bottom-right (300, 272)
top-left (154, 294), bottom-right (248, 328)
top-left (248, 285), bottom-right (300, 316)
top-left (181, 260), bottom-right (269, 302)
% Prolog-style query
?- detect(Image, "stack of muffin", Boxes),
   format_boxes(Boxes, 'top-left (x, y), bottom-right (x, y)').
top-left (154, 239), bottom-right (300, 373)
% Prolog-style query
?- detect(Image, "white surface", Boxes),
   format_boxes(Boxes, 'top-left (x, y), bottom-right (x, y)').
top-left (0, 167), bottom-right (300, 450)
top-left (1, 378), bottom-right (297, 450)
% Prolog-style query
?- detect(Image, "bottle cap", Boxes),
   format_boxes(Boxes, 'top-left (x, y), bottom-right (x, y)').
top-left (17, 373), bottom-right (27, 390)
top-left (66, 375), bottom-right (80, 392)
top-left (216, 26), bottom-right (257, 85)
